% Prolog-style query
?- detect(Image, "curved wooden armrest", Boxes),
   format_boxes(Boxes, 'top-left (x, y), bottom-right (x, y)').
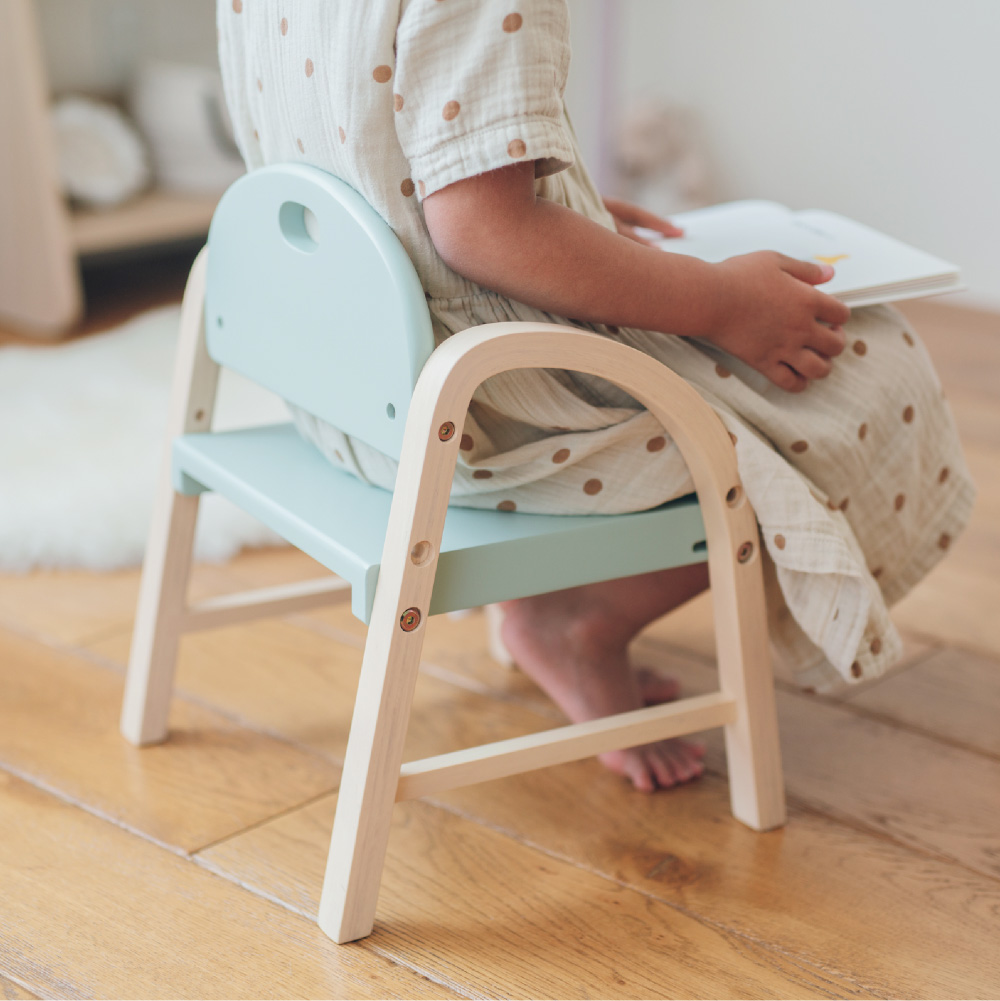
top-left (410, 321), bottom-right (750, 573)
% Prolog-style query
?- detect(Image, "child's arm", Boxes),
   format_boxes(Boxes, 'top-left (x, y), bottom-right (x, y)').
top-left (423, 163), bottom-right (850, 392)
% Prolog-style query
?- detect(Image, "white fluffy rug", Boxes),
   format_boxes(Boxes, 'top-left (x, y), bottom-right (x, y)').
top-left (0, 306), bottom-right (291, 572)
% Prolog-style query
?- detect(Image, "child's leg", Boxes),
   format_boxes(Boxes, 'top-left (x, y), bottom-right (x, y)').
top-left (498, 563), bottom-right (710, 792)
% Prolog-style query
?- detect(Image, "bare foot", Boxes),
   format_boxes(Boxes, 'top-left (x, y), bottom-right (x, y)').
top-left (498, 588), bottom-right (706, 793)
top-left (635, 667), bottom-right (680, 706)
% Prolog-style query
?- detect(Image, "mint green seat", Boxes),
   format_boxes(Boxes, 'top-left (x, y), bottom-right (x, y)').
top-left (121, 163), bottom-right (785, 945)
top-left (173, 421), bottom-right (706, 623)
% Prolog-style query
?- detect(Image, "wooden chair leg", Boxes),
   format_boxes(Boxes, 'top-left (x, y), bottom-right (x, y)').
top-left (120, 489), bottom-right (200, 745)
top-left (121, 246), bottom-right (218, 746)
top-left (317, 575), bottom-right (429, 943)
top-left (712, 525), bottom-right (786, 831)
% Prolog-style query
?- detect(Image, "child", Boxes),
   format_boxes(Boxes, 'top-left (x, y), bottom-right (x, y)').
top-left (217, 0), bottom-right (975, 791)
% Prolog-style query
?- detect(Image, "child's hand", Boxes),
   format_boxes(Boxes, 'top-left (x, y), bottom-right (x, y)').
top-left (603, 197), bottom-right (684, 246)
top-left (708, 251), bottom-right (851, 393)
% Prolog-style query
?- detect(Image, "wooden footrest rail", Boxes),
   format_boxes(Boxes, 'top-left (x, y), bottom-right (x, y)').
top-left (180, 577), bottom-right (351, 633)
top-left (396, 691), bottom-right (737, 801)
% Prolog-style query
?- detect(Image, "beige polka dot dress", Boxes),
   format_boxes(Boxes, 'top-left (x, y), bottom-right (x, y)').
top-left (217, 0), bottom-right (974, 693)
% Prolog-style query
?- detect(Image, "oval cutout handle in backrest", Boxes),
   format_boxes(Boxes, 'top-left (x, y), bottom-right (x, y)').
top-left (205, 164), bottom-right (436, 460)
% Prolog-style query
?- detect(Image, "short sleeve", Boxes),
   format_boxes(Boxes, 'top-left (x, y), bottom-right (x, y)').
top-left (394, 0), bottom-right (575, 199)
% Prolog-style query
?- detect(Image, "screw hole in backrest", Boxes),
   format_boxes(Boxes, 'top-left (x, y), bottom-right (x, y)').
top-left (278, 201), bottom-right (320, 253)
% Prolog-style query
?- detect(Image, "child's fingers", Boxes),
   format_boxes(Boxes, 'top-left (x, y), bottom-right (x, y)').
top-left (771, 363), bottom-right (809, 393)
top-left (604, 197), bottom-right (684, 237)
top-left (809, 322), bottom-right (847, 357)
top-left (614, 220), bottom-right (657, 247)
top-left (779, 254), bottom-right (835, 286)
top-left (814, 293), bottom-right (851, 327)
top-left (793, 348), bottom-right (833, 381)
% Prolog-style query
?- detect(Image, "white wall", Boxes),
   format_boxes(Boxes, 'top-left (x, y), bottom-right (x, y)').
top-left (36, 0), bottom-right (217, 96)
top-left (565, 0), bottom-right (616, 191)
top-left (608, 0), bottom-right (1000, 310)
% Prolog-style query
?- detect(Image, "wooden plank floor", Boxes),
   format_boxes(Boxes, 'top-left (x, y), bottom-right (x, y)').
top-left (2, 273), bottom-right (999, 998)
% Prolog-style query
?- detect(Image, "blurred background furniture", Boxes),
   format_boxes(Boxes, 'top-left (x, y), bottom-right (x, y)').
top-left (0, 0), bottom-right (226, 336)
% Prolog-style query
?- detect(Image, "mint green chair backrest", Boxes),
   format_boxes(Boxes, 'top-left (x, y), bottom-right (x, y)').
top-left (204, 164), bottom-right (436, 460)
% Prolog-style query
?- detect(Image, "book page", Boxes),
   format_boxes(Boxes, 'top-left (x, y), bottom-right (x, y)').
top-left (645, 201), bottom-right (961, 303)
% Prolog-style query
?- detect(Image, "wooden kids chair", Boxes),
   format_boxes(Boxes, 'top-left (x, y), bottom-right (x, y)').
top-left (121, 163), bottom-right (785, 944)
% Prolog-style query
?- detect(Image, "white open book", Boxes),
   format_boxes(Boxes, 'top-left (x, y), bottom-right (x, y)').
top-left (645, 200), bottom-right (963, 308)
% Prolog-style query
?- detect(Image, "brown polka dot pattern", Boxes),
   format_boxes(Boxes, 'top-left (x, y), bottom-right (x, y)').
top-left (715, 363), bottom-right (731, 378)
top-left (394, 93), bottom-right (404, 111)
top-left (646, 436), bottom-right (666, 452)
top-left (473, 469), bottom-right (493, 480)
top-left (373, 64), bottom-right (392, 83)
top-left (852, 340), bottom-right (867, 356)
top-left (938, 532), bottom-right (951, 550)
top-left (459, 433), bottom-right (474, 451)
top-left (280, 16), bottom-right (288, 34)
top-left (870, 637), bottom-right (882, 655)
top-left (583, 478), bottom-right (603, 495)
top-left (552, 448), bottom-right (570, 464)
top-left (232, 0), bottom-right (242, 12)
top-left (257, 78), bottom-right (263, 92)
top-left (894, 493), bottom-right (906, 511)
top-left (774, 533), bottom-right (786, 550)
top-left (903, 405), bottom-right (914, 423)
top-left (338, 126), bottom-right (346, 143)
top-left (497, 500), bottom-right (517, 512)
top-left (400, 178), bottom-right (415, 197)
top-left (938, 466), bottom-right (950, 484)
top-left (858, 422), bottom-right (868, 441)
top-left (902, 330), bottom-right (915, 346)
top-left (502, 12), bottom-right (523, 32)
top-left (871, 566), bottom-right (884, 579)
top-left (305, 58), bottom-right (314, 77)
top-left (850, 661), bottom-right (862, 678)
top-left (296, 137), bottom-right (304, 153)
top-left (507, 139), bottom-right (526, 158)
top-left (790, 440), bottom-right (809, 453)
top-left (253, 128), bottom-right (259, 141)
top-left (443, 101), bottom-right (461, 121)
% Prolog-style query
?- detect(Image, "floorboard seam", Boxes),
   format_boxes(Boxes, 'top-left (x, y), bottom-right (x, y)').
top-left (0, 968), bottom-right (42, 1001)
top-left (0, 621), bottom-right (353, 769)
top-left (0, 765), bottom-right (472, 999)
top-left (414, 796), bottom-right (884, 999)
top-left (190, 855), bottom-right (479, 1000)
top-left (0, 760), bottom-right (189, 858)
top-left (894, 624), bottom-right (1000, 667)
top-left (787, 794), bottom-right (1000, 887)
top-left (189, 799), bottom-right (875, 1001)
top-left (797, 697), bottom-right (1000, 763)
top-left (191, 786), bottom-right (338, 857)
